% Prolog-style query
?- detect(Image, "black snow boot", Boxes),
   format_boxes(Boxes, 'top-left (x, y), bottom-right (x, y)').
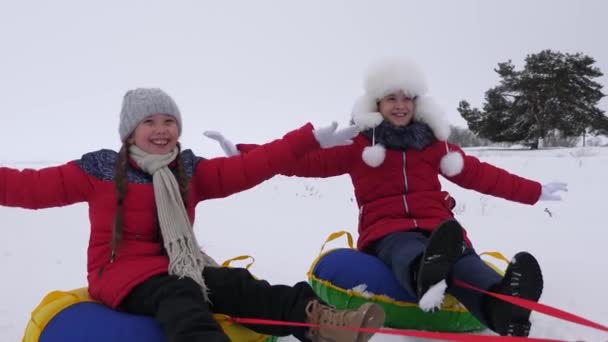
top-left (484, 251), bottom-right (544, 336)
top-left (416, 219), bottom-right (466, 306)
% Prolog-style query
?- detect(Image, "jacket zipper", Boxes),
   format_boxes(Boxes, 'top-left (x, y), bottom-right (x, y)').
top-left (358, 205), bottom-right (365, 229)
top-left (402, 152), bottom-right (418, 227)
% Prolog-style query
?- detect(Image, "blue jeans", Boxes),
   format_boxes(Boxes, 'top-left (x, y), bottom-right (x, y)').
top-left (372, 231), bottom-right (502, 327)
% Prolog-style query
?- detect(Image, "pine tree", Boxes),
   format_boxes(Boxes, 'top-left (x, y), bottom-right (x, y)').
top-left (458, 50), bottom-right (607, 148)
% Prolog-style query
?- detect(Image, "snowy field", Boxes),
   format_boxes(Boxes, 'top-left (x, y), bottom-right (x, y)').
top-left (1, 146), bottom-right (608, 341)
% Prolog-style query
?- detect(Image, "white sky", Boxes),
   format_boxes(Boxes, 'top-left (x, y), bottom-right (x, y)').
top-left (1, 0), bottom-right (607, 161)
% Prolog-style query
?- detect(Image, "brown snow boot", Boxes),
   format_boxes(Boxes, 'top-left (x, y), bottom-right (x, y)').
top-left (304, 300), bottom-right (385, 342)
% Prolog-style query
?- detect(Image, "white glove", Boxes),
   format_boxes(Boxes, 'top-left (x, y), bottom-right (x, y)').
top-left (539, 182), bottom-right (568, 201)
top-left (203, 131), bottom-right (240, 157)
top-left (313, 122), bottom-right (360, 149)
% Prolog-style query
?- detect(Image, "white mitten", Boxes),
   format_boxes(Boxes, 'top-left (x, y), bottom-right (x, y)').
top-left (312, 122), bottom-right (360, 149)
top-left (539, 182), bottom-right (568, 201)
top-left (203, 131), bottom-right (240, 157)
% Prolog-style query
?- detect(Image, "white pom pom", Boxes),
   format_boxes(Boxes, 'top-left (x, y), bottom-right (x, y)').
top-left (440, 151), bottom-right (464, 177)
top-left (362, 144), bottom-right (386, 167)
top-left (353, 112), bottom-right (383, 130)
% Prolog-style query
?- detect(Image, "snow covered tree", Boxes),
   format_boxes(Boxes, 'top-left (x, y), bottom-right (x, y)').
top-left (448, 125), bottom-right (491, 147)
top-left (458, 50), bottom-right (607, 148)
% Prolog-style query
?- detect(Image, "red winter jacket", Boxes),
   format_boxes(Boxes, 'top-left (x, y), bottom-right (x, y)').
top-left (0, 124), bottom-right (318, 309)
top-left (238, 134), bottom-right (541, 251)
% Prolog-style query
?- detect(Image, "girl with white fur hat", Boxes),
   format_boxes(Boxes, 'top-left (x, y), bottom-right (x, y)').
top-left (206, 58), bottom-right (568, 337)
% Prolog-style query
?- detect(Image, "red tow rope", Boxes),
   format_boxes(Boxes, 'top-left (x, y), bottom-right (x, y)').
top-left (454, 280), bottom-right (608, 333)
top-left (223, 279), bottom-right (608, 341)
top-left (229, 317), bottom-right (563, 341)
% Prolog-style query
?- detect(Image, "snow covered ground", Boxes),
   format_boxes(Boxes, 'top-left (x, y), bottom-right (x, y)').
top-left (1, 146), bottom-right (608, 341)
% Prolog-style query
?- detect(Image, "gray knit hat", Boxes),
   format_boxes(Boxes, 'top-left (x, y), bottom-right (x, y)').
top-left (119, 88), bottom-right (182, 141)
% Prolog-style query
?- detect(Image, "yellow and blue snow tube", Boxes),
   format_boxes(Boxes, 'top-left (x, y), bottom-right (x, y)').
top-left (307, 231), bottom-right (505, 332)
top-left (23, 256), bottom-right (277, 342)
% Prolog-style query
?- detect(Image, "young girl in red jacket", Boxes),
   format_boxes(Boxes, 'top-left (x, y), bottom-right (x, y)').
top-left (207, 59), bottom-right (568, 337)
top-left (0, 88), bottom-right (386, 342)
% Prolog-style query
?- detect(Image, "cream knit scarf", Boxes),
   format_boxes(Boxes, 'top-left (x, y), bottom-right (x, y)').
top-left (129, 145), bottom-right (215, 301)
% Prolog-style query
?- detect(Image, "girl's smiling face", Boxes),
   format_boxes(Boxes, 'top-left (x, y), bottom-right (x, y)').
top-left (377, 90), bottom-right (415, 126)
top-left (129, 113), bottom-right (179, 154)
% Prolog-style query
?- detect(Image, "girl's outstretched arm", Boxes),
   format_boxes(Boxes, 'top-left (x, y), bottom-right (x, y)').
top-left (442, 144), bottom-right (542, 205)
top-left (0, 156), bottom-right (95, 209)
top-left (204, 127), bottom-right (357, 179)
top-left (194, 123), bottom-right (356, 200)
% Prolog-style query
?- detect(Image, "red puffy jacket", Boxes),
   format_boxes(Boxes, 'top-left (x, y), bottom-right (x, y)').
top-left (0, 124), bottom-right (318, 308)
top-left (238, 134), bottom-right (541, 251)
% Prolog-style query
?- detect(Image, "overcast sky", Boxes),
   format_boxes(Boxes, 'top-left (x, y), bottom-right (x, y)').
top-left (1, 0), bottom-right (606, 161)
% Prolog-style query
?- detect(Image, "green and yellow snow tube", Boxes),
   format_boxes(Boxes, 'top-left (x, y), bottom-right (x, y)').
top-left (307, 231), bottom-right (505, 332)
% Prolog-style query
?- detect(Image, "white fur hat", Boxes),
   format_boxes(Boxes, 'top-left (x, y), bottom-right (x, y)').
top-left (351, 57), bottom-right (463, 176)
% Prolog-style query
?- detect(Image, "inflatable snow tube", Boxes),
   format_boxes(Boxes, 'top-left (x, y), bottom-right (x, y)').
top-left (23, 256), bottom-right (278, 342)
top-left (22, 287), bottom-right (276, 342)
top-left (307, 231), bottom-right (505, 332)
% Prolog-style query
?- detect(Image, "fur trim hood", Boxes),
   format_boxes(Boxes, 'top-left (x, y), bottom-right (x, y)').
top-left (350, 57), bottom-right (462, 176)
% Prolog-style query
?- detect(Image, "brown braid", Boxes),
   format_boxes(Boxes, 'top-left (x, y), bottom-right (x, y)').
top-left (110, 142), bottom-right (189, 262)
top-left (110, 142), bottom-right (130, 262)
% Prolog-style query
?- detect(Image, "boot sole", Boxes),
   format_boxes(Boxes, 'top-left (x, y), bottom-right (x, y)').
top-left (492, 252), bottom-right (543, 337)
top-left (416, 220), bottom-right (465, 300)
top-left (356, 303), bottom-right (386, 342)
top-left (494, 251), bottom-right (544, 336)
